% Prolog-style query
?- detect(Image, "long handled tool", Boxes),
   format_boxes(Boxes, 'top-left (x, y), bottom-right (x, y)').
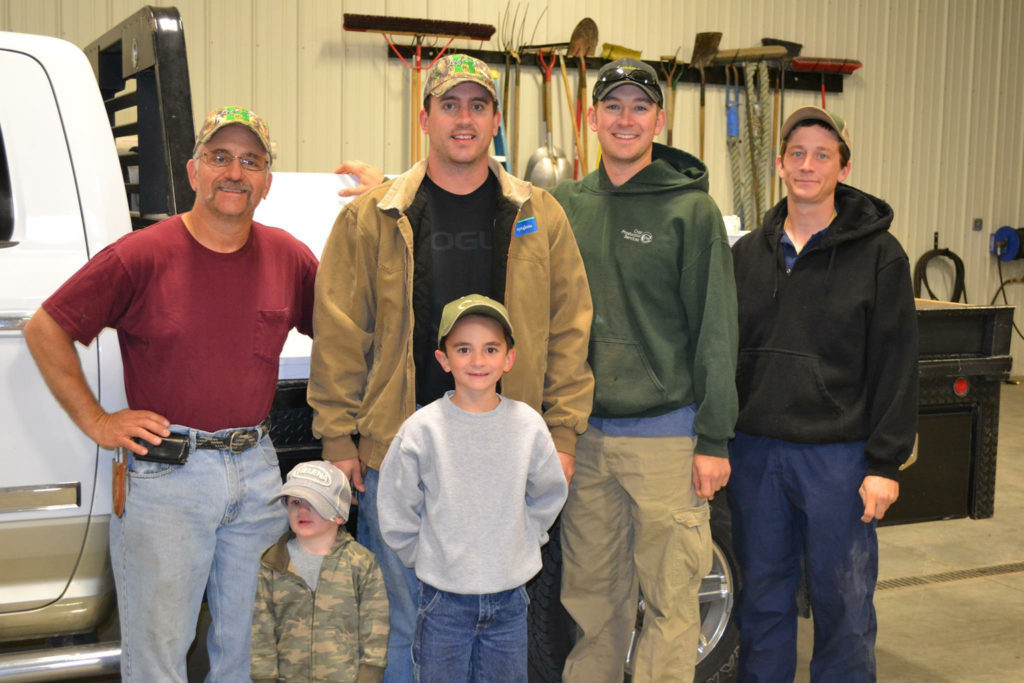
top-left (690, 32), bottom-right (722, 161)
top-left (791, 56), bottom-right (862, 108)
top-left (725, 64), bottom-right (749, 228)
top-left (576, 59), bottom-right (588, 171)
top-left (712, 45), bottom-right (789, 65)
top-left (513, 54), bottom-right (522, 175)
top-left (559, 52), bottom-right (587, 177)
top-left (761, 39), bottom-right (802, 200)
top-left (343, 14), bottom-right (496, 166)
top-left (660, 48), bottom-right (683, 147)
top-left (523, 45), bottom-right (571, 187)
top-left (568, 18), bottom-right (598, 175)
top-left (500, 10), bottom-right (515, 153)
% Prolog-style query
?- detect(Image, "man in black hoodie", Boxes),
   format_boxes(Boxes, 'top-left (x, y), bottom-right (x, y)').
top-left (729, 107), bottom-right (918, 682)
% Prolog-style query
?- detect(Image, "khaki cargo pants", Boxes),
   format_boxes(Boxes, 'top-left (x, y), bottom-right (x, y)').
top-left (561, 426), bottom-right (713, 683)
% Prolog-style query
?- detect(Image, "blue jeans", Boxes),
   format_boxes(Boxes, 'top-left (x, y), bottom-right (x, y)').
top-left (413, 582), bottom-right (528, 683)
top-left (109, 426), bottom-right (288, 682)
top-left (728, 432), bottom-right (878, 683)
top-left (359, 466), bottom-right (419, 682)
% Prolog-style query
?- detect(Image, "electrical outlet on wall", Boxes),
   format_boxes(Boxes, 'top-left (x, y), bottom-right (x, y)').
top-left (974, 218), bottom-right (984, 231)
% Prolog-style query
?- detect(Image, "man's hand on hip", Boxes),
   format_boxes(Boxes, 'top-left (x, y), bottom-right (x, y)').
top-left (859, 475), bottom-right (899, 522)
top-left (91, 409), bottom-right (171, 455)
top-left (692, 453), bottom-right (730, 500)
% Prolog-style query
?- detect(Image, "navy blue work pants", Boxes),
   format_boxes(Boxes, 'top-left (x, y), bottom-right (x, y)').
top-left (728, 432), bottom-right (878, 683)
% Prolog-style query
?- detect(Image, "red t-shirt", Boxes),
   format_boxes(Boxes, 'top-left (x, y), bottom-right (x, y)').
top-left (44, 215), bottom-right (317, 431)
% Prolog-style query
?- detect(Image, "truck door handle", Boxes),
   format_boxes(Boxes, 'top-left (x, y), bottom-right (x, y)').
top-left (0, 483), bottom-right (81, 513)
top-left (0, 312), bottom-right (34, 333)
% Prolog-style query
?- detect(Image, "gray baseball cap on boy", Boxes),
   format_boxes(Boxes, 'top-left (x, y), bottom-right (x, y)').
top-left (437, 294), bottom-right (515, 348)
top-left (271, 460), bottom-right (351, 521)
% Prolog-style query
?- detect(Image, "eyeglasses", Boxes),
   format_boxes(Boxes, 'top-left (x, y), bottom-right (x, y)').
top-left (593, 67), bottom-right (663, 106)
top-left (199, 151), bottom-right (269, 172)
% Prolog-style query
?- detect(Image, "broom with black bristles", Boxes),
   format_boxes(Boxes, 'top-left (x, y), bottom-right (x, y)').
top-left (344, 14), bottom-right (496, 166)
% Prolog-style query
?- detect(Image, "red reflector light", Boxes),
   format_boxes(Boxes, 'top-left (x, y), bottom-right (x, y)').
top-left (953, 377), bottom-right (969, 397)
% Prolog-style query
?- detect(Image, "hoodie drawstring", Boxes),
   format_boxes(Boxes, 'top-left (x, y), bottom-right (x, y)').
top-left (771, 235), bottom-right (781, 299)
top-left (824, 246), bottom-right (837, 293)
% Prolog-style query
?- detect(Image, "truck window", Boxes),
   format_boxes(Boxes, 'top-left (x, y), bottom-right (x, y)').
top-left (0, 124), bottom-right (14, 248)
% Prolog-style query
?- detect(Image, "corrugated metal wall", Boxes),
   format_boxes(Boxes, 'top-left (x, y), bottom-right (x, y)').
top-left (4, 0), bottom-right (1024, 364)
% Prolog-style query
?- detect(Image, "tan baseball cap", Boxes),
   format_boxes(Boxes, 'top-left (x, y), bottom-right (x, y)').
top-left (271, 460), bottom-right (351, 522)
top-left (423, 54), bottom-right (497, 102)
top-left (437, 294), bottom-right (514, 348)
top-left (780, 106), bottom-right (852, 156)
top-left (193, 105), bottom-right (272, 159)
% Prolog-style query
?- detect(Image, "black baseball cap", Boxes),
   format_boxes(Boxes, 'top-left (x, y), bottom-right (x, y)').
top-left (592, 58), bottom-right (663, 107)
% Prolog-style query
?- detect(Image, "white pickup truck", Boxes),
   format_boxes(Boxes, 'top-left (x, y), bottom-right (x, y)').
top-left (0, 27), bottom-right (127, 678)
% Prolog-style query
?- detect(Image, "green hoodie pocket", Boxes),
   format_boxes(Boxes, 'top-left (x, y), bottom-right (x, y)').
top-left (590, 338), bottom-right (667, 416)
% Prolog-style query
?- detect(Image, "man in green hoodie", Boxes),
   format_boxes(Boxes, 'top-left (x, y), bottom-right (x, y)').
top-left (550, 58), bottom-right (738, 682)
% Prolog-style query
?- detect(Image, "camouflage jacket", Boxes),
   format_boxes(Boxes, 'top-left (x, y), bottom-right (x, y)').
top-left (251, 527), bottom-right (389, 682)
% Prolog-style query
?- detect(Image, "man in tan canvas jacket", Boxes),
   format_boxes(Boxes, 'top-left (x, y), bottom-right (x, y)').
top-left (308, 54), bottom-right (593, 680)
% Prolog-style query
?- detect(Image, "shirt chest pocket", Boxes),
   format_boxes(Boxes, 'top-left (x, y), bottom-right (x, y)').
top-left (253, 308), bottom-right (291, 364)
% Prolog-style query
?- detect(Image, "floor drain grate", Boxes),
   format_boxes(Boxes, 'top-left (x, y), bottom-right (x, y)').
top-left (877, 561), bottom-right (1024, 591)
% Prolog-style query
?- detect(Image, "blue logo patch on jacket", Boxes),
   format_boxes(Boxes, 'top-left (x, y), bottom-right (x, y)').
top-left (514, 217), bottom-right (538, 237)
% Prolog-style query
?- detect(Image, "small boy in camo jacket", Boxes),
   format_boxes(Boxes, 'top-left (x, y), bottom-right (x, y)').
top-left (251, 460), bottom-right (389, 682)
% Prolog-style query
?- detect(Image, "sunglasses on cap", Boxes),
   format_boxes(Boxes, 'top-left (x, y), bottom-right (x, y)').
top-left (593, 66), bottom-right (663, 107)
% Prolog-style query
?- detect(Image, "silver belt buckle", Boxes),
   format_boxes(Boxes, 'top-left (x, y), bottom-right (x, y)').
top-left (228, 430), bottom-right (250, 454)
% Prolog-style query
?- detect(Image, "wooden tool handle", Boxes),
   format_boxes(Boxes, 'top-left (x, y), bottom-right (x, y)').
top-left (559, 54), bottom-right (587, 175)
top-left (411, 67), bottom-right (421, 164)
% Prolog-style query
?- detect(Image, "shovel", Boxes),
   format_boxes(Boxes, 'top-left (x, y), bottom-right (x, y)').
top-left (569, 18), bottom-right (598, 173)
top-left (525, 48), bottom-right (571, 187)
top-left (690, 31), bottom-right (722, 160)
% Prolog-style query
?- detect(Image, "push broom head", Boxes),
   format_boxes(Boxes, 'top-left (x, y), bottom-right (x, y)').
top-left (343, 14), bottom-right (495, 41)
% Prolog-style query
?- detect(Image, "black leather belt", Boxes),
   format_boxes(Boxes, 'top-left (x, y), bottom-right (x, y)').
top-left (194, 418), bottom-right (271, 454)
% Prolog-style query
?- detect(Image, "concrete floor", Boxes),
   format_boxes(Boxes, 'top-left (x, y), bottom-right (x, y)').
top-left (795, 381), bottom-right (1024, 681)
top-left (42, 385), bottom-right (1024, 682)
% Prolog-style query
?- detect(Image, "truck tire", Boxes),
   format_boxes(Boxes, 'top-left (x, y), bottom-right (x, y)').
top-left (695, 495), bottom-right (741, 682)
top-left (526, 495), bottom-right (741, 683)
top-left (527, 515), bottom-right (575, 682)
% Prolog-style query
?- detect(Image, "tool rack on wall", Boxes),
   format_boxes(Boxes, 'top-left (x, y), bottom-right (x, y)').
top-left (384, 46), bottom-right (850, 94)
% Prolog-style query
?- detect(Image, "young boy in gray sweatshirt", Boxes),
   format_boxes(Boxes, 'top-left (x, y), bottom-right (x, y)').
top-left (377, 294), bottom-right (568, 682)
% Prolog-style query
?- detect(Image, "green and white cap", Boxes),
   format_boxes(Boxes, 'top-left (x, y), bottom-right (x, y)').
top-left (423, 54), bottom-right (497, 102)
top-left (193, 105), bottom-right (272, 158)
top-left (437, 294), bottom-right (514, 348)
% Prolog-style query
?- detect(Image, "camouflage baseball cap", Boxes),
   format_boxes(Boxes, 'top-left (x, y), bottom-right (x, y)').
top-left (272, 460), bottom-right (351, 522)
top-left (780, 106), bottom-right (852, 156)
top-left (423, 54), bottom-right (497, 103)
top-left (193, 105), bottom-right (272, 159)
top-left (438, 294), bottom-right (515, 348)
